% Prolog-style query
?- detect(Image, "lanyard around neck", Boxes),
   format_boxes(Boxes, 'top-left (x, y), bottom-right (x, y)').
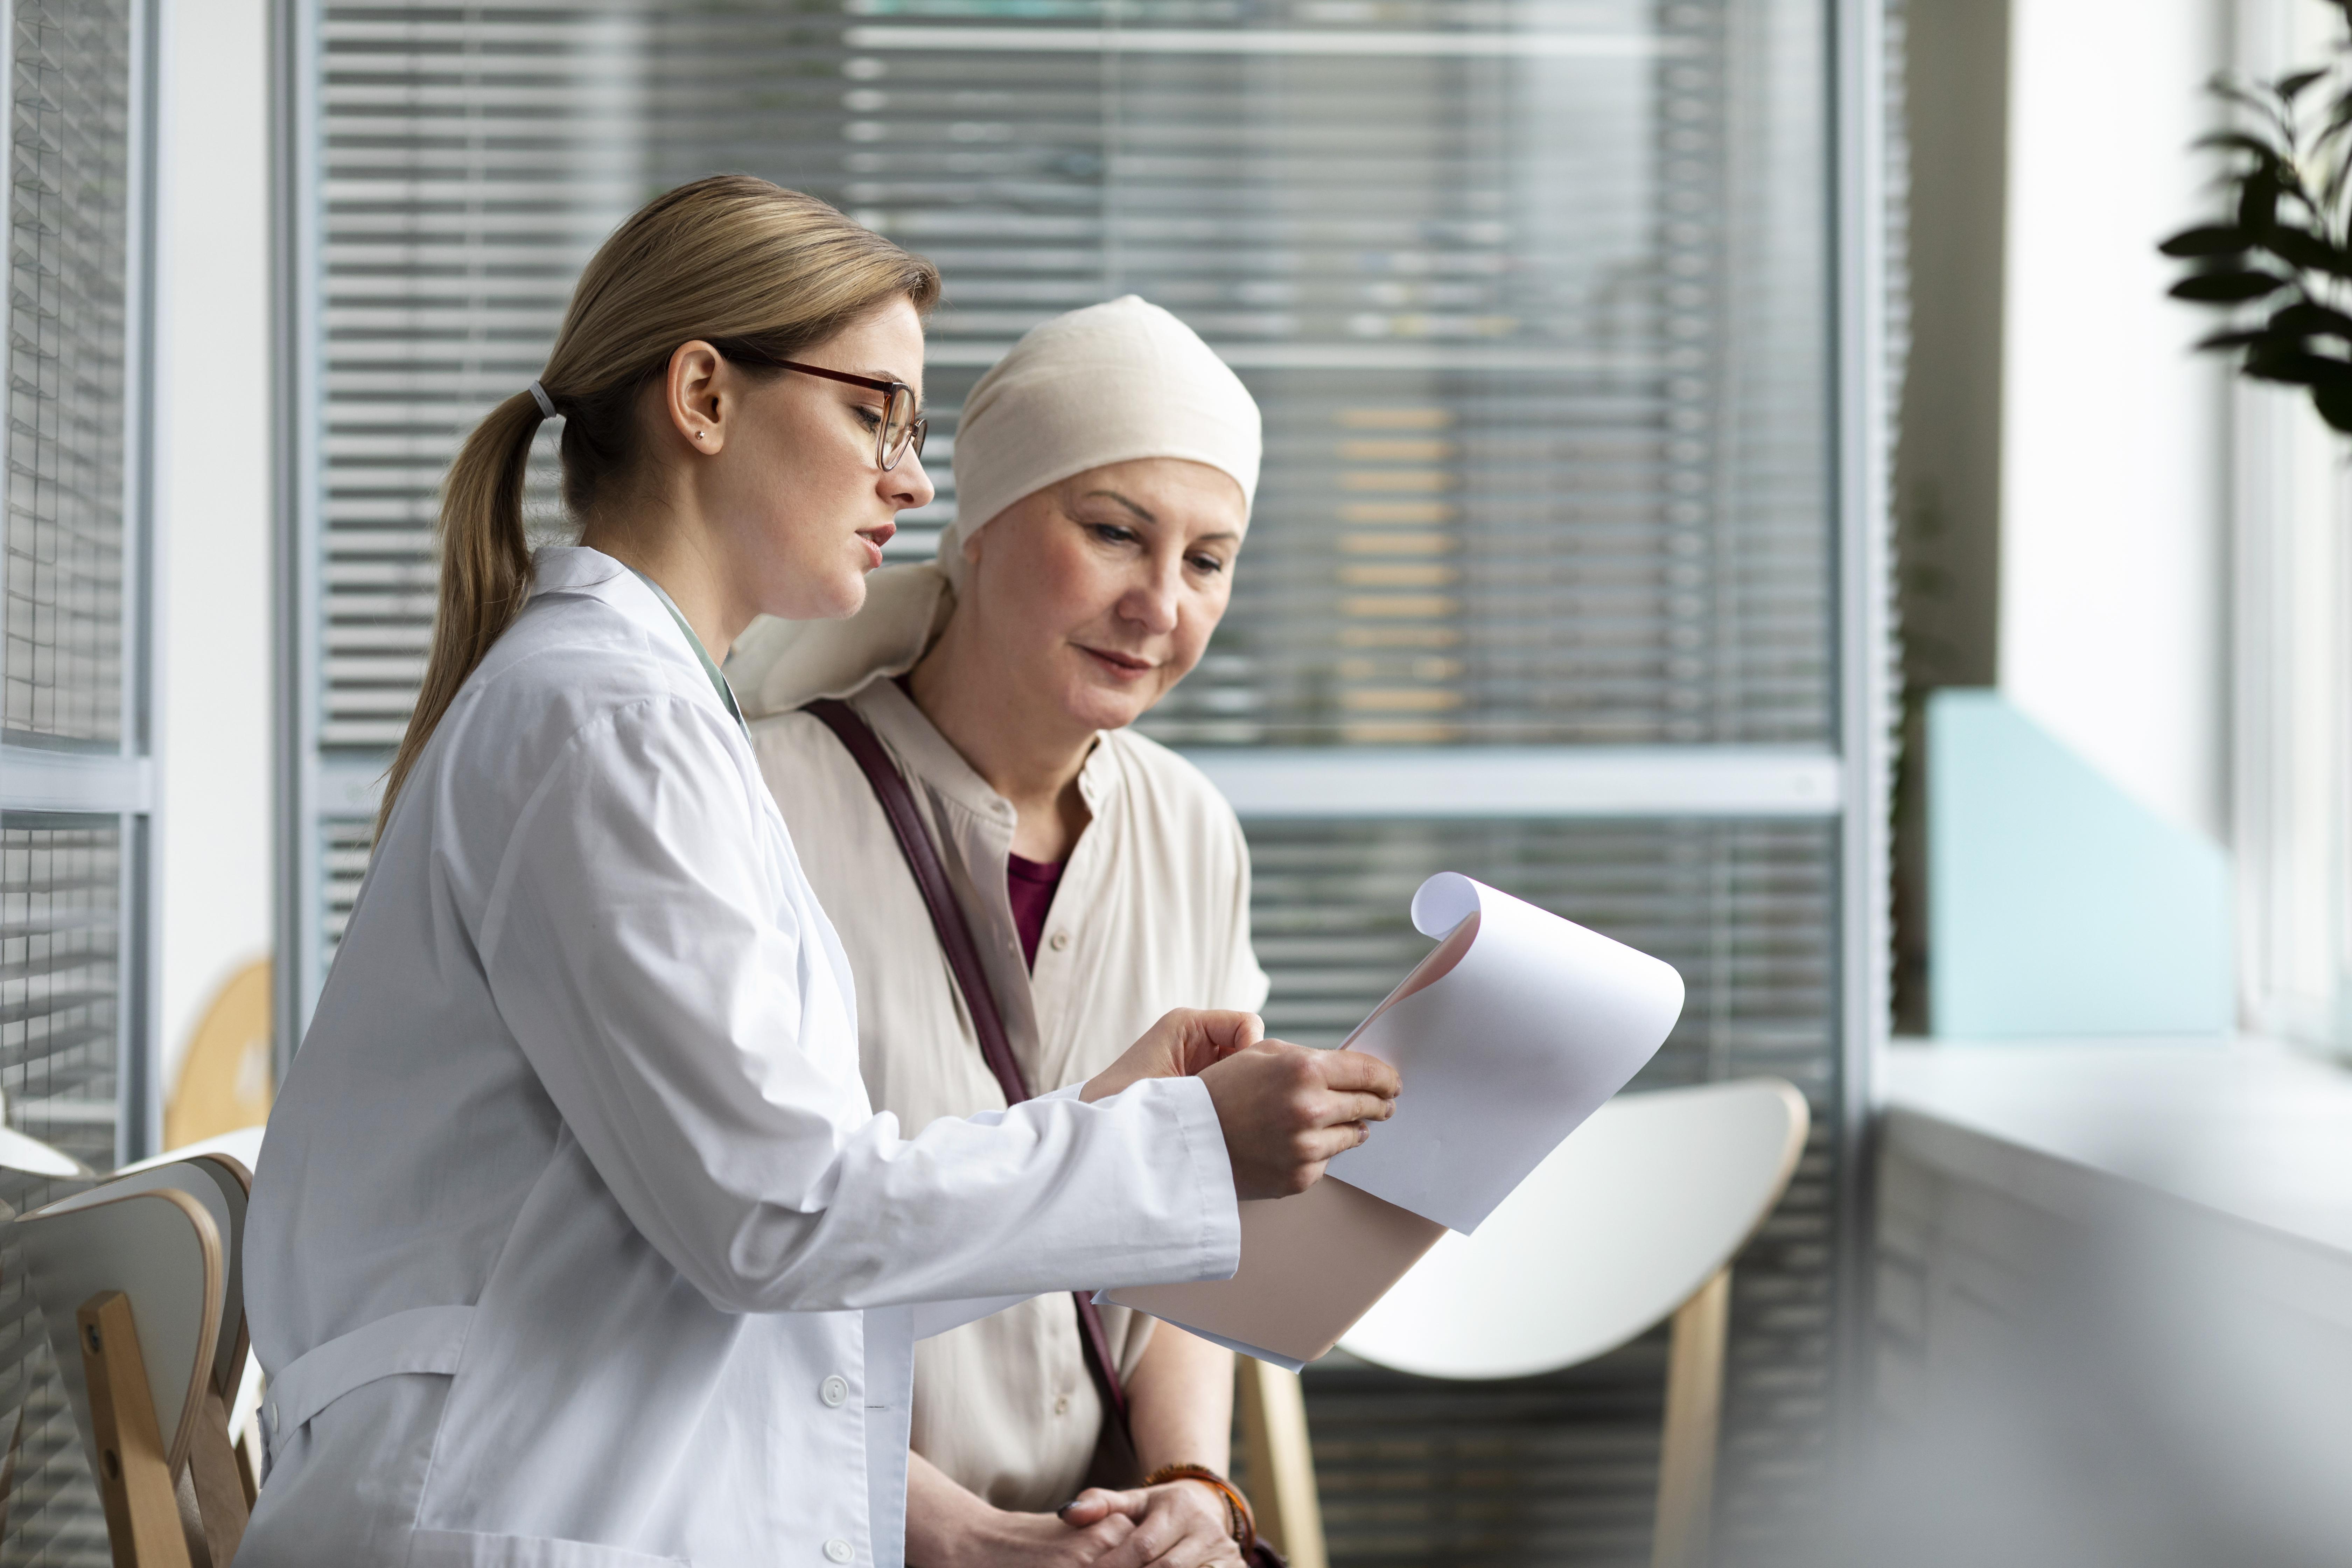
top-left (624, 566), bottom-right (748, 738)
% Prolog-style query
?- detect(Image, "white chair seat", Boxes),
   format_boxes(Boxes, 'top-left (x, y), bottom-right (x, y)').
top-left (117, 1124), bottom-right (265, 1179)
top-left (1340, 1077), bottom-right (1808, 1380)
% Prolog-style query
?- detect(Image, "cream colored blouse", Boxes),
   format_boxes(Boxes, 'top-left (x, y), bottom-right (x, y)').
top-left (747, 674), bottom-right (1270, 1510)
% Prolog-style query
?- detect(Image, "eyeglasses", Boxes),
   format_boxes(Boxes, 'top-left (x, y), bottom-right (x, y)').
top-left (709, 342), bottom-right (927, 471)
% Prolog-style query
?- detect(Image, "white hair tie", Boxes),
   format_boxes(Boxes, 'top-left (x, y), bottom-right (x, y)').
top-left (527, 380), bottom-right (556, 419)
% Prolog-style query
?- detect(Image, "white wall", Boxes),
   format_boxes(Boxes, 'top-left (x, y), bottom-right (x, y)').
top-left (1998, 0), bottom-right (2230, 842)
top-left (155, 0), bottom-right (274, 1088)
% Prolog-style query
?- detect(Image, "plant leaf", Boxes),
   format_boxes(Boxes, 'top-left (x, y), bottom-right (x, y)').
top-left (2160, 224), bottom-right (2250, 258)
top-left (2260, 224), bottom-right (2352, 274)
top-left (2244, 346), bottom-right (2352, 385)
top-left (2281, 68), bottom-right (2330, 103)
top-left (2323, 156), bottom-right (2352, 214)
top-left (2194, 130), bottom-right (2288, 164)
top-left (2312, 380), bottom-right (2352, 432)
top-left (2270, 300), bottom-right (2352, 339)
top-left (2210, 78), bottom-right (2290, 134)
top-left (2241, 168), bottom-right (2284, 233)
top-left (2170, 270), bottom-right (2291, 303)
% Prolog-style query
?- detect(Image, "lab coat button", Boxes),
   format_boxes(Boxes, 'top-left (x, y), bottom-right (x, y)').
top-left (1048, 930), bottom-right (1071, 952)
top-left (823, 1539), bottom-right (854, 1563)
top-left (820, 1375), bottom-right (849, 1408)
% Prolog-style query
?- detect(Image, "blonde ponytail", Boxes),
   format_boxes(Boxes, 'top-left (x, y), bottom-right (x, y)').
top-left (379, 176), bottom-right (941, 836)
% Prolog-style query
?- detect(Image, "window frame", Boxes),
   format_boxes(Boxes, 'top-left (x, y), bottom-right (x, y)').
top-left (0, 0), bottom-right (165, 1170)
top-left (2227, 0), bottom-right (2352, 1060)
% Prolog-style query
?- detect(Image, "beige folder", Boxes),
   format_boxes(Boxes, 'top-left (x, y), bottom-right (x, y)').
top-left (1102, 911), bottom-right (1476, 1365)
top-left (1105, 1178), bottom-right (1447, 1366)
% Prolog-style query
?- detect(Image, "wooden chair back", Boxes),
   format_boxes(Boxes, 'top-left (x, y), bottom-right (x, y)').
top-left (163, 959), bottom-right (273, 1151)
top-left (1239, 1078), bottom-right (1811, 1568)
top-left (1236, 1359), bottom-right (1328, 1568)
top-left (104, 1152), bottom-right (256, 1409)
top-left (14, 1156), bottom-right (256, 1568)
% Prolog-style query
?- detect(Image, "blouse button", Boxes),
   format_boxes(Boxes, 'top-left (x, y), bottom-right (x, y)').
top-left (1054, 1394), bottom-right (1071, 1415)
top-left (824, 1539), bottom-right (855, 1564)
top-left (820, 1375), bottom-right (849, 1408)
top-left (1049, 930), bottom-right (1071, 952)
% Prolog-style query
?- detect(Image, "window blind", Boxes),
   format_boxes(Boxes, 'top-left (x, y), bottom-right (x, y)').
top-left (6, 0), bottom-right (131, 747)
top-left (0, 0), bottom-right (155, 1560)
top-left (0, 820), bottom-right (122, 1568)
top-left (292, 2), bottom-right (1882, 1561)
top-left (312, 0), bottom-right (1826, 752)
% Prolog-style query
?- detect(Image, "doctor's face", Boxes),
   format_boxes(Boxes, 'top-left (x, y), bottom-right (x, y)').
top-left (958, 458), bottom-right (1247, 734)
top-left (707, 299), bottom-right (934, 622)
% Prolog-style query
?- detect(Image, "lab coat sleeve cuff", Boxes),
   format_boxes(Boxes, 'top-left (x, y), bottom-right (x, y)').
top-left (1149, 1074), bottom-right (1241, 1281)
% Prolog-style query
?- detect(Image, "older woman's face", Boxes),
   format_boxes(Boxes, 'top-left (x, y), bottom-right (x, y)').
top-left (960, 457), bottom-right (1247, 733)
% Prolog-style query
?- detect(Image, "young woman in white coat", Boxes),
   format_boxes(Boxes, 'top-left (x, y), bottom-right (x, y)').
top-left (237, 175), bottom-right (1400, 1568)
top-left (728, 298), bottom-right (1275, 1568)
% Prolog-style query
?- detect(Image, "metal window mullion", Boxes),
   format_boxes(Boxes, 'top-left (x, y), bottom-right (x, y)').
top-left (1191, 747), bottom-right (1846, 818)
top-left (307, 747), bottom-right (1849, 824)
top-left (0, 747), bottom-right (153, 812)
top-left (273, 0), bottom-right (325, 1078)
top-left (115, 0), bottom-right (161, 1169)
top-left (116, 808), bottom-right (152, 1163)
top-left (0, 0), bottom-right (12, 736)
top-left (1830, 0), bottom-right (1898, 1488)
top-left (122, 0), bottom-right (156, 762)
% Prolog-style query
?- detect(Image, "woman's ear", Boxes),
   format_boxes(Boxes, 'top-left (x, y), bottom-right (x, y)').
top-left (665, 340), bottom-right (726, 454)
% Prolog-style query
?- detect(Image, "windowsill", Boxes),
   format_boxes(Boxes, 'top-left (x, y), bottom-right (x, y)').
top-left (1882, 1036), bottom-right (2352, 1262)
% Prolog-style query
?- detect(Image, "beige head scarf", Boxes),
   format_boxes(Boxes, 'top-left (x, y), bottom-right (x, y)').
top-left (729, 295), bottom-right (1262, 718)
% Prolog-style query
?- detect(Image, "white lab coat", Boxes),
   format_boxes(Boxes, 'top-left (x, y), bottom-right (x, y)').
top-left (238, 547), bottom-right (1241, 1568)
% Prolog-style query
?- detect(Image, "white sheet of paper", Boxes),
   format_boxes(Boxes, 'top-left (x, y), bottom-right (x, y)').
top-left (1106, 872), bottom-right (1685, 1366)
top-left (1321, 872), bottom-right (1685, 1233)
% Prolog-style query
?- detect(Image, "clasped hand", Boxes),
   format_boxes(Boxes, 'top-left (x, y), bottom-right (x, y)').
top-left (1082, 1009), bottom-right (1402, 1201)
top-left (927, 1479), bottom-right (1240, 1568)
top-left (1052, 1478), bottom-right (1248, 1568)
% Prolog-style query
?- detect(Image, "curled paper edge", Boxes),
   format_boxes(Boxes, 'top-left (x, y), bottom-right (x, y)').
top-left (1410, 870), bottom-right (1483, 940)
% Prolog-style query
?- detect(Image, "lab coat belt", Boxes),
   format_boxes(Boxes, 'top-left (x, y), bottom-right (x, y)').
top-left (266, 1303), bottom-right (478, 1439)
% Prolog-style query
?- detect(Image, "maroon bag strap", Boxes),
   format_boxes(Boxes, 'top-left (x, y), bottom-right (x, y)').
top-left (803, 698), bottom-right (1134, 1442)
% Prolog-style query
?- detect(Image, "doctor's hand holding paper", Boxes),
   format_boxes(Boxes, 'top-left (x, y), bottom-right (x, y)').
top-left (1088, 1013), bottom-right (1401, 1198)
top-left (235, 177), bottom-right (1395, 1568)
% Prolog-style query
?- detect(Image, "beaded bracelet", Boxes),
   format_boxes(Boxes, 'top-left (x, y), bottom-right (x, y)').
top-left (1143, 1463), bottom-right (1258, 1554)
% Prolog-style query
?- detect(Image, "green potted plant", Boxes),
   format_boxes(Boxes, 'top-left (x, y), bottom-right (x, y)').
top-left (2165, 0), bottom-right (2352, 429)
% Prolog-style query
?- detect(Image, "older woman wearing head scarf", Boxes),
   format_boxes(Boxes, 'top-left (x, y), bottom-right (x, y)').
top-left (729, 297), bottom-right (1268, 1568)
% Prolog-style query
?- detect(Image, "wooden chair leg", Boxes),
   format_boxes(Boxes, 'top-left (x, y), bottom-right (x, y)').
top-left (76, 1291), bottom-right (194, 1568)
top-left (232, 1427), bottom-right (259, 1508)
top-left (1236, 1358), bottom-right (1328, 1568)
top-left (1652, 1266), bottom-right (1731, 1568)
top-left (174, 1467), bottom-right (213, 1568)
top-left (185, 1389), bottom-right (249, 1564)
